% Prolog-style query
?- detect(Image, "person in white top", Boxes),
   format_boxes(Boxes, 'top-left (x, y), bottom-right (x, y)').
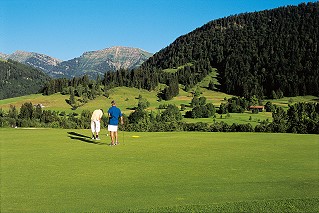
top-left (91, 109), bottom-right (104, 140)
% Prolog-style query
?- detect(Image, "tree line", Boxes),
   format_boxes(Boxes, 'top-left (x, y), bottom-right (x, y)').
top-left (1, 99), bottom-right (318, 134)
top-left (42, 60), bottom-right (212, 103)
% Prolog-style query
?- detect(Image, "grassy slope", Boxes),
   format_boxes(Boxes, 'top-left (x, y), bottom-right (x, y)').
top-left (0, 86), bottom-right (318, 127)
top-left (1, 128), bottom-right (318, 212)
top-left (0, 93), bottom-right (71, 113)
top-left (0, 86), bottom-right (233, 115)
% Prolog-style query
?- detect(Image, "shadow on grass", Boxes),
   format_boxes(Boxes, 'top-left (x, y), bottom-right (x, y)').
top-left (67, 131), bottom-right (107, 145)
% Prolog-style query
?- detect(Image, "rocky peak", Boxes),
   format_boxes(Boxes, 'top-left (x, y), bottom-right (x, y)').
top-left (2, 46), bottom-right (152, 79)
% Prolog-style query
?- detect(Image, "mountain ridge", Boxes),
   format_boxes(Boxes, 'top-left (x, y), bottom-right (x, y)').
top-left (1, 50), bottom-right (62, 74)
top-left (1, 46), bottom-right (153, 79)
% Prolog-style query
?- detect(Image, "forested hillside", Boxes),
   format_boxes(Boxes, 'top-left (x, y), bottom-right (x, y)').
top-left (0, 60), bottom-right (51, 99)
top-left (3, 3), bottom-right (319, 102)
top-left (138, 2), bottom-right (319, 99)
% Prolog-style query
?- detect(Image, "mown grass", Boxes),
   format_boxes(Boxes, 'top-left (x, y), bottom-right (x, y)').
top-left (1, 128), bottom-right (318, 212)
top-left (136, 198), bottom-right (319, 212)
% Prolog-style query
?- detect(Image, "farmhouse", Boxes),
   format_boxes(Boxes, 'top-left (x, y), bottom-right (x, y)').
top-left (249, 105), bottom-right (264, 112)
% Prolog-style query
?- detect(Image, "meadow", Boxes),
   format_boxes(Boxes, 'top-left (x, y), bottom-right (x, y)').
top-left (1, 128), bottom-right (318, 212)
top-left (1, 87), bottom-right (317, 128)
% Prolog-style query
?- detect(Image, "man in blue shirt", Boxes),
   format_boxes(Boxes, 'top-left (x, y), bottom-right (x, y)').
top-left (107, 100), bottom-right (124, 146)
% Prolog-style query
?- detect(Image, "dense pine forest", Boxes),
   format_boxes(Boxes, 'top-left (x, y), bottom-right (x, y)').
top-left (0, 60), bottom-right (51, 99)
top-left (146, 2), bottom-right (319, 98)
top-left (128, 2), bottom-right (319, 99)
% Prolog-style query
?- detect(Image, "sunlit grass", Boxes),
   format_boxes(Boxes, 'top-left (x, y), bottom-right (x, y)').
top-left (1, 128), bottom-right (318, 212)
top-left (0, 87), bottom-right (317, 126)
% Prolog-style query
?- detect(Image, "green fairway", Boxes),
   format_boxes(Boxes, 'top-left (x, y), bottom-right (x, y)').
top-left (1, 128), bottom-right (318, 212)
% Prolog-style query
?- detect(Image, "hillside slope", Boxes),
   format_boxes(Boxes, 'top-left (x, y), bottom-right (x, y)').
top-left (0, 60), bottom-right (51, 99)
top-left (141, 2), bottom-right (319, 98)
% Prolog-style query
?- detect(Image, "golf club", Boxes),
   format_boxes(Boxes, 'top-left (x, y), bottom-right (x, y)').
top-left (122, 122), bottom-right (125, 145)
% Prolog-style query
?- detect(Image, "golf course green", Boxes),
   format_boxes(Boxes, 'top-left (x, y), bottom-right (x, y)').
top-left (1, 128), bottom-right (318, 212)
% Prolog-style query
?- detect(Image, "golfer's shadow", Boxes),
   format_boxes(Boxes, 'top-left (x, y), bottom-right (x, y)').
top-left (67, 132), bottom-right (106, 145)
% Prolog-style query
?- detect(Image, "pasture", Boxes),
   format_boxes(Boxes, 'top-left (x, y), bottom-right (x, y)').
top-left (2, 87), bottom-right (318, 130)
top-left (1, 128), bottom-right (318, 212)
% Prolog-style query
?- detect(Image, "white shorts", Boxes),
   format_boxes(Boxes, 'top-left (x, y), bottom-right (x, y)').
top-left (108, 125), bottom-right (118, 132)
top-left (91, 120), bottom-right (101, 133)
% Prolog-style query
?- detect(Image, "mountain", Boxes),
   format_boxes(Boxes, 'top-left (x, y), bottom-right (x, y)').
top-left (0, 53), bottom-right (8, 59)
top-left (1, 47), bottom-right (152, 79)
top-left (139, 2), bottom-right (319, 98)
top-left (50, 46), bottom-right (153, 79)
top-left (2, 3), bottom-right (318, 100)
top-left (0, 59), bottom-right (51, 99)
top-left (1, 50), bottom-right (62, 75)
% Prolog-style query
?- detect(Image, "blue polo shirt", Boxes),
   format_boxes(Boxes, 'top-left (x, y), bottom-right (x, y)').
top-left (108, 106), bottom-right (122, 125)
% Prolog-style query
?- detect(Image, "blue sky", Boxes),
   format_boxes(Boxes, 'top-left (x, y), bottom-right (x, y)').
top-left (1, 0), bottom-right (313, 61)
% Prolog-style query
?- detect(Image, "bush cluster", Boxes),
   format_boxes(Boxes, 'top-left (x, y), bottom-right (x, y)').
top-left (1, 100), bottom-right (318, 134)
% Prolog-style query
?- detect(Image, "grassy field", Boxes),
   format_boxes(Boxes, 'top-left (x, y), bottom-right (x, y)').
top-left (263, 96), bottom-right (319, 110)
top-left (1, 128), bottom-right (318, 212)
top-left (183, 111), bottom-right (273, 127)
top-left (2, 87), bottom-right (317, 126)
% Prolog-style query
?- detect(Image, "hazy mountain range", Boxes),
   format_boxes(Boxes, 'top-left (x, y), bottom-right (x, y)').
top-left (0, 46), bottom-right (153, 79)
